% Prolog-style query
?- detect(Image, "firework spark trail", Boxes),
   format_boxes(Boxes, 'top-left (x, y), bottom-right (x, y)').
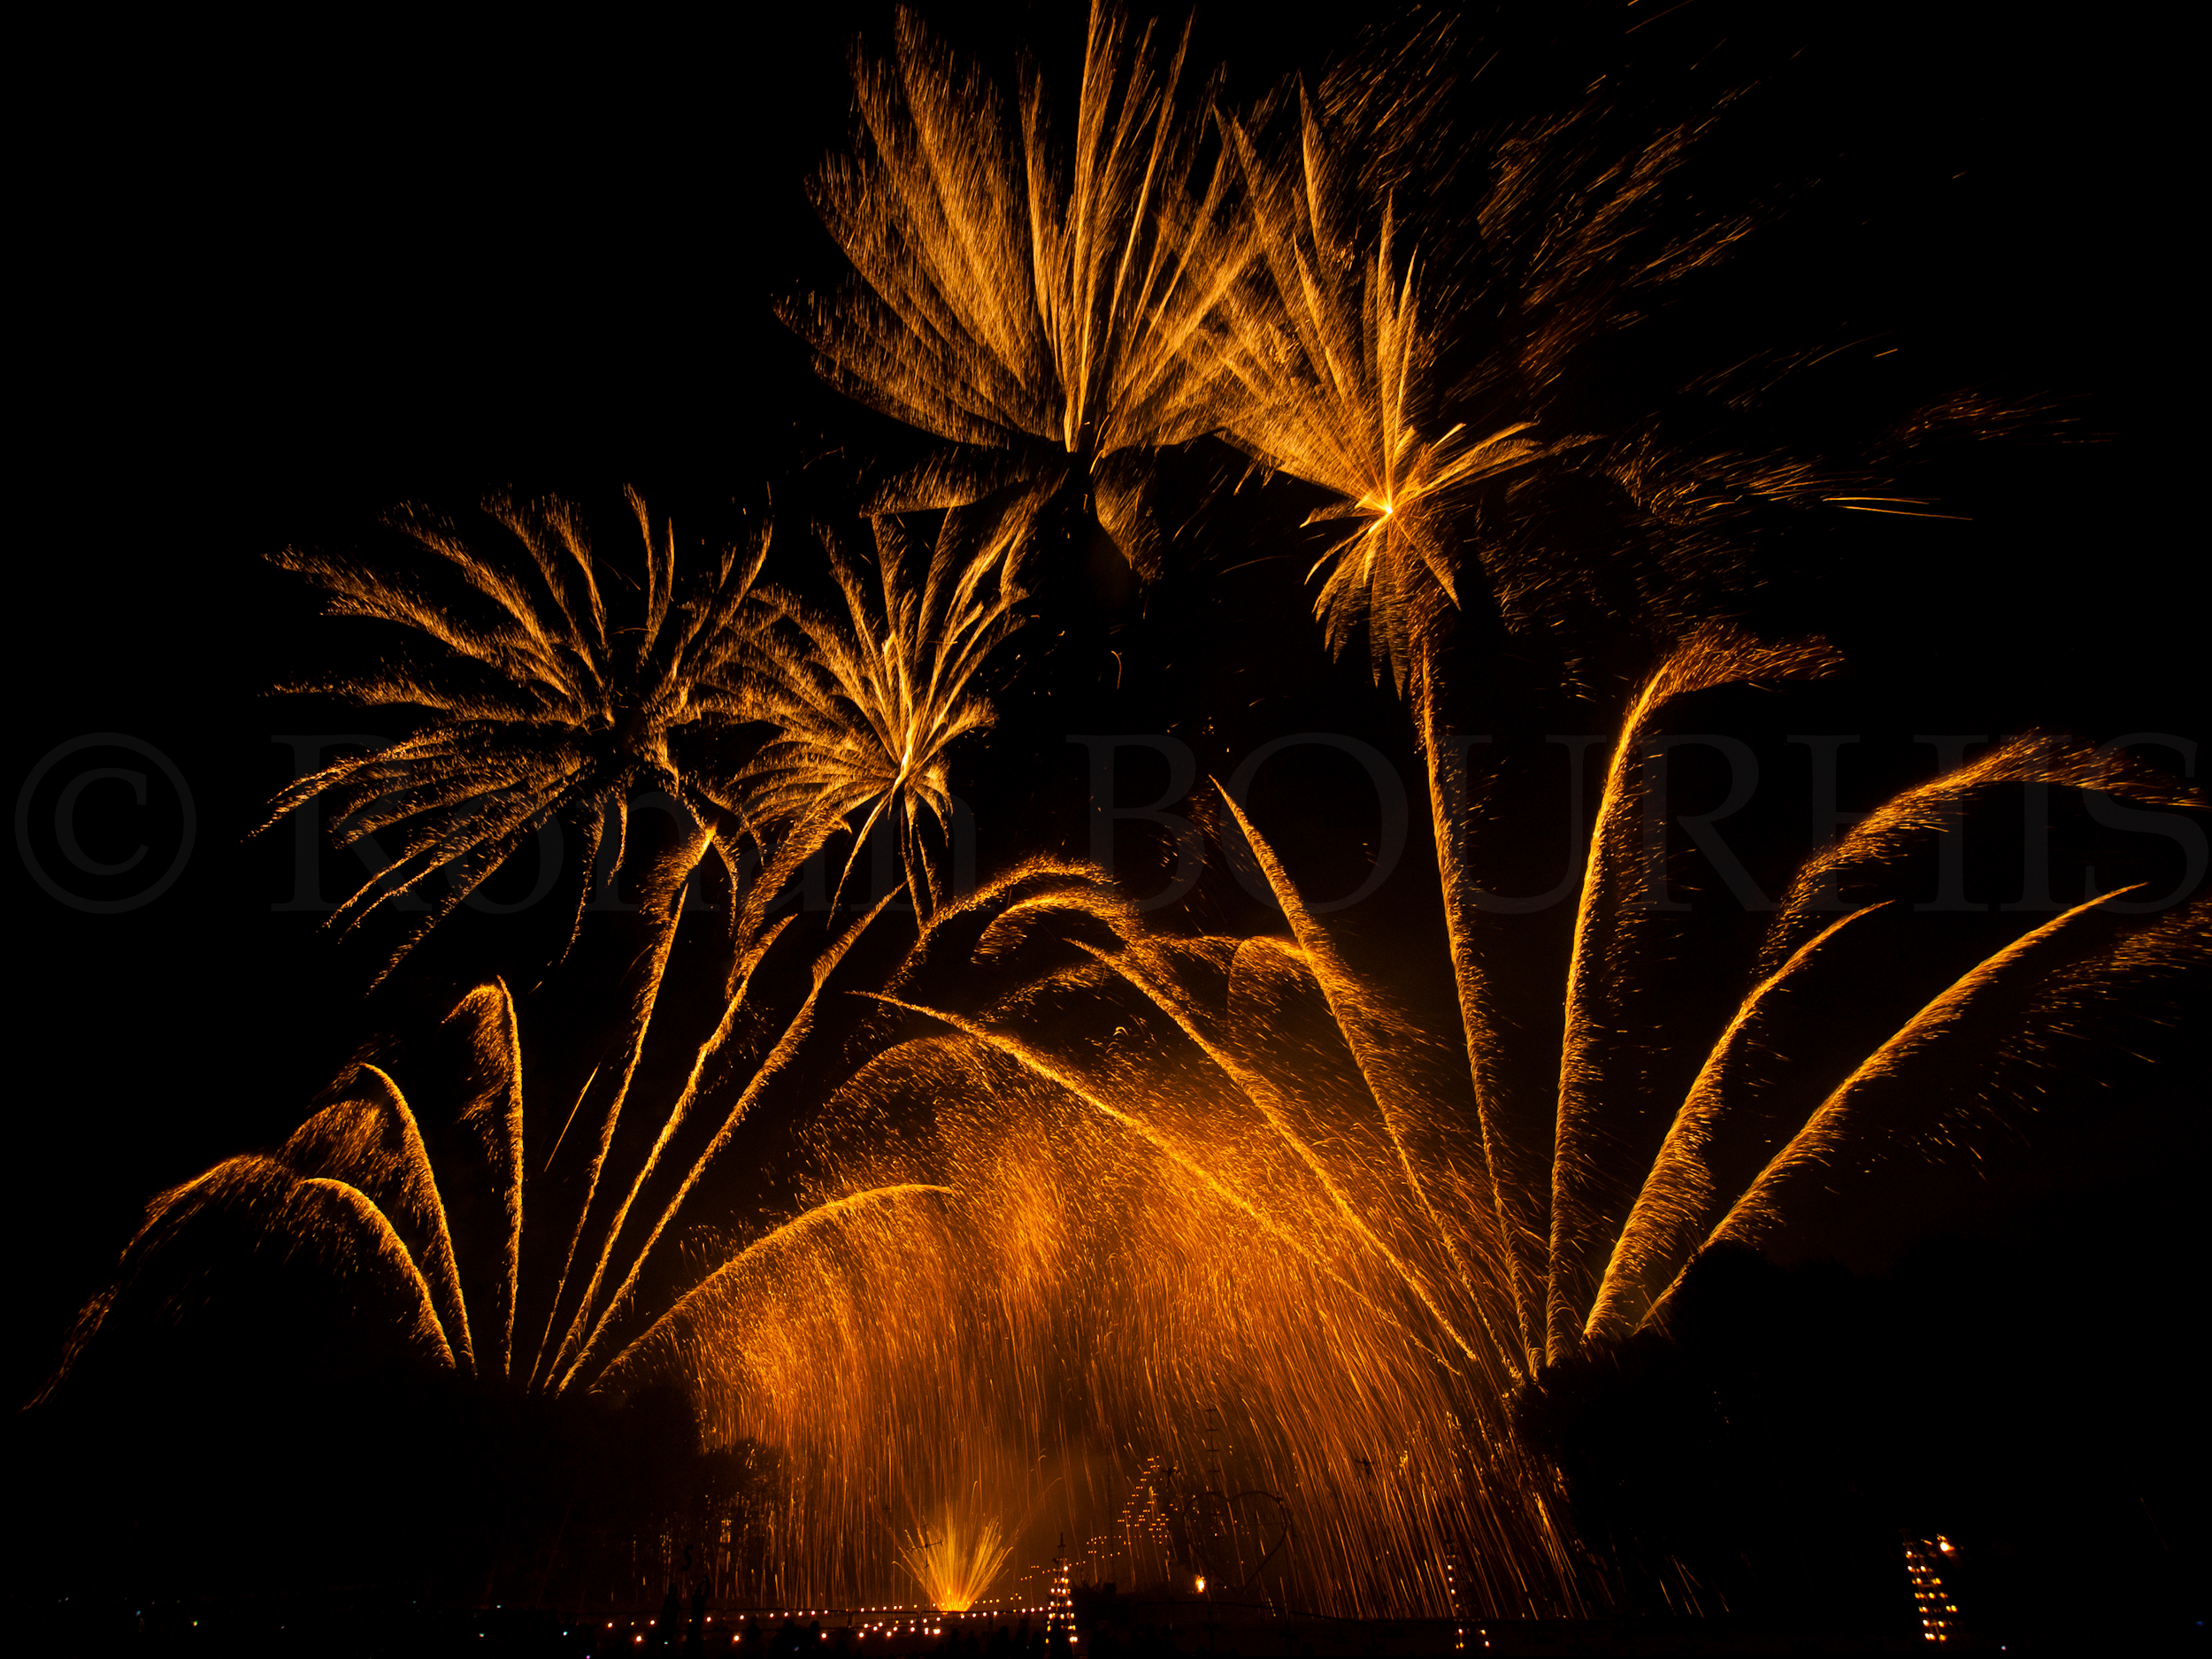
top-left (35, 1155), bottom-right (463, 1406)
top-left (296, 1177), bottom-right (457, 1368)
top-left (34, 1159), bottom-right (292, 1405)
top-left (281, 1065), bottom-right (477, 1378)
top-left (1684, 889), bottom-right (2147, 1273)
top-left (1545, 626), bottom-right (1844, 1363)
top-left (1758, 733), bottom-right (2204, 972)
top-left (1580, 906), bottom-right (1886, 1344)
top-left (598, 1183), bottom-right (958, 1383)
top-left (1990, 895), bottom-right (2212, 1078)
top-left (444, 983), bottom-right (527, 1379)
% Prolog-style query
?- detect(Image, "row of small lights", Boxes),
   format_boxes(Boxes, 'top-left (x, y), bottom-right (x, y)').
top-left (547, 1604), bottom-right (1074, 1647)
top-left (1901, 1534), bottom-right (1959, 1644)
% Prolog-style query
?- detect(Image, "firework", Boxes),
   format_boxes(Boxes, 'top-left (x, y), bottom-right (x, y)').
top-left (262, 490), bottom-right (768, 975)
top-left (47, 488), bottom-right (1042, 1404)
top-left (1217, 92), bottom-right (1557, 695)
top-left (670, 634), bottom-right (2204, 1616)
top-left (895, 1512), bottom-right (1017, 1612)
top-left (782, 0), bottom-right (1251, 574)
top-left (741, 490), bottom-right (1034, 918)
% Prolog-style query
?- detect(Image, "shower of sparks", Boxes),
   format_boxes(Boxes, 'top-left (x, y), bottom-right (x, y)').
top-left (660, 642), bottom-right (2204, 1616)
top-left (58, 635), bottom-right (2200, 1610)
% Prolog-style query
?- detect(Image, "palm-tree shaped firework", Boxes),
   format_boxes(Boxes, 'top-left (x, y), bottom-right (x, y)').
top-left (782, 0), bottom-right (1250, 575)
top-left (262, 488), bottom-right (769, 976)
top-left (1217, 92), bottom-right (1563, 697)
top-left (743, 490), bottom-right (1035, 918)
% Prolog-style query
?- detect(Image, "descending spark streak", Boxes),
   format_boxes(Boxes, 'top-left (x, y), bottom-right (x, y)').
top-left (1581, 906), bottom-right (1885, 1344)
top-left (1214, 787), bottom-right (1516, 1379)
top-left (1418, 680), bottom-right (1534, 1358)
top-left (447, 983), bottom-right (527, 1379)
top-left (34, 1158), bottom-right (296, 1406)
top-left (1684, 889), bottom-right (2144, 1274)
top-left (541, 1064), bottom-right (599, 1175)
top-left (1760, 734), bottom-right (2200, 972)
top-left (1547, 627), bottom-right (1844, 1363)
top-left (296, 1178), bottom-right (457, 1368)
top-left (285, 1065), bottom-right (476, 1378)
top-left (38, 1154), bottom-right (471, 1406)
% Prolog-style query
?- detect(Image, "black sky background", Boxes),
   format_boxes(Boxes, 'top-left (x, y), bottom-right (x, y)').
top-left (9, 0), bottom-right (2201, 1539)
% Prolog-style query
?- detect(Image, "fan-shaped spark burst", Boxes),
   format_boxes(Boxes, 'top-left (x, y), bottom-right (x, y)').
top-left (40, 964), bottom-right (952, 1411)
top-left (896, 1512), bottom-right (1017, 1613)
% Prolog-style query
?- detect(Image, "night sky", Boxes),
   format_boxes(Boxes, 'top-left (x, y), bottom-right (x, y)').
top-left (11, 0), bottom-right (2201, 1632)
